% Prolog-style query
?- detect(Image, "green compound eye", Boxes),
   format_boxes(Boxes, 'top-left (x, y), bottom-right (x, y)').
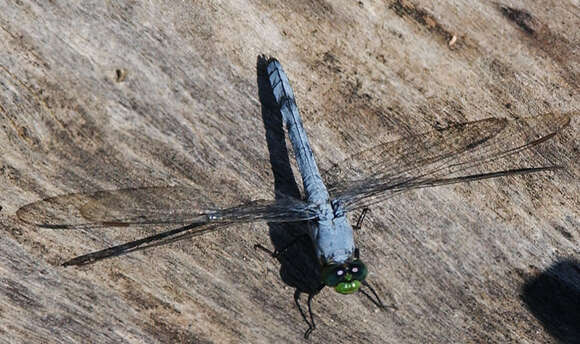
top-left (350, 260), bottom-right (368, 281)
top-left (321, 264), bottom-right (345, 287)
top-left (321, 260), bottom-right (368, 291)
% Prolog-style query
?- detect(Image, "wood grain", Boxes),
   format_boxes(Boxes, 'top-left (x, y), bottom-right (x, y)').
top-left (0, 1), bottom-right (578, 343)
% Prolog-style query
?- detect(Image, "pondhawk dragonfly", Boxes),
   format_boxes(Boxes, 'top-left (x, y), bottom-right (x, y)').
top-left (18, 58), bottom-right (571, 338)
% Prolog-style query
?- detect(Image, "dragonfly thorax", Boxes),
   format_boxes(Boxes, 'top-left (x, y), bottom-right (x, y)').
top-left (309, 201), bottom-right (356, 267)
top-left (314, 201), bottom-right (335, 221)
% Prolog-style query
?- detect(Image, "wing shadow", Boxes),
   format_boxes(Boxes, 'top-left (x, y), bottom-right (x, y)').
top-left (256, 55), bottom-right (323, 295)
top-left (521, 258), bottom-right (580, 344)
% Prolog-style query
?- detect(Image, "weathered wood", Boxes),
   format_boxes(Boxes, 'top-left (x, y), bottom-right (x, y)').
top-left (0, 1), bottom-right (578, 343)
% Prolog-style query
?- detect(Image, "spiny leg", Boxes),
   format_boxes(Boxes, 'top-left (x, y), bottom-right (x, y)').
top-left (294, 289), bottom-right (321, 339)
top-left (305, 293), bottom-right (317, 339)
top-left (353, 208), bottom-right (370, 231)
top-left (254, 233), bottom-right (310, 258)
top-left (360, 280), bottom-right (398, 311)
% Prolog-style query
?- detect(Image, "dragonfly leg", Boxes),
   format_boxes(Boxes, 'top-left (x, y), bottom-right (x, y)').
top-left (294, 289), bottom-right (320, 339)
top-left (360, 280), bottom-right (398, 311)
top-left (353, 208), bottom-right (370, 231)
top-left (253, 234), bottom-right (310, 258)
top-left (253, 243), bottom-right (276, 257)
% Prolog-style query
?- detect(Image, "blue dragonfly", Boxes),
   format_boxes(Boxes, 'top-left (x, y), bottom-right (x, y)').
top-left (18, 58), bottom-right (571, 338)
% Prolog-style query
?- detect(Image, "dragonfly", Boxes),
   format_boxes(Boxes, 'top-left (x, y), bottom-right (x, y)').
top-left (18, 58), bottom-right (571, 338)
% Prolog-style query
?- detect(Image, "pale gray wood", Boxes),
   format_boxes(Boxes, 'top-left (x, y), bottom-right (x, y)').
top-left (0, 1), bottom-right (578, 343)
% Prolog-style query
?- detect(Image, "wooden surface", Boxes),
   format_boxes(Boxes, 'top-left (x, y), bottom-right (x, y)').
top-left (1, 1), bottom-right (578, 343)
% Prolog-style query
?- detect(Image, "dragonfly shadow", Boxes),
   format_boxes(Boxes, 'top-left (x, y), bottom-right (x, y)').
top-left (521, 258), bottom-right (580, 344)
top-left (256, 55), bottom-right (323, 296)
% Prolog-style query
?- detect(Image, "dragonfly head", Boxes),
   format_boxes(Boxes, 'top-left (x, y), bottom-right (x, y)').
top-left (321, 259), bottom-right (368, 294)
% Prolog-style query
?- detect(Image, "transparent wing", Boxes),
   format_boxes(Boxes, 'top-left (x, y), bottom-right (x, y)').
top-left (18, 186), bottom-right (319, 266)
top-left (326, 112), bottom-right (571, 210)
top-left (59, 222), bottom-right (226, 266)
top-left (17, 186), bottom-right (318, 229)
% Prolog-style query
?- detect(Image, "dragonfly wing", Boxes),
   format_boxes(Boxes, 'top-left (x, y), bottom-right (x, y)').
top-left (17, 186), bottom-right (318, 229)
top-left (60, 222), bottom-right (224, 266)
top-left (326, 112), bottom-right (571, 211)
